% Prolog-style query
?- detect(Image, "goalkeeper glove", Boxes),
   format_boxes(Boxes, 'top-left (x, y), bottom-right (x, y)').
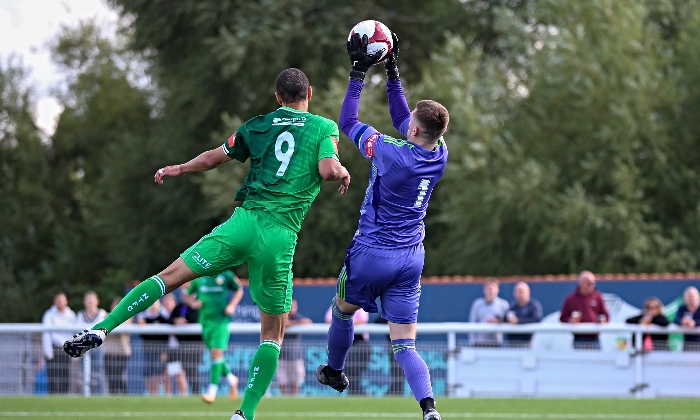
top-left (347, 33), bottom-right (382, 82)
top-left (384, 32), bottom-right (400, 81)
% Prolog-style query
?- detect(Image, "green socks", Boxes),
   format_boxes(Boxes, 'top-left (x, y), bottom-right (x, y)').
top-left (222, 359), bottom-right (232, 376)
top-left (211, 358), bottom-right (224, 386)
top-left (239, 340), bottom-right (281, 419)
top-left (94, 275), bottom-right (166, 332)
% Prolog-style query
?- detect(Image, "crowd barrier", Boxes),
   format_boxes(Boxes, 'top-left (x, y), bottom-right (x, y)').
top-left (0, 323), bottom-right (698, 398)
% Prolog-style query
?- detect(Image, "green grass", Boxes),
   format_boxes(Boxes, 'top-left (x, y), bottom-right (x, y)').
top-left (1, 396), bottom-right (699, 420)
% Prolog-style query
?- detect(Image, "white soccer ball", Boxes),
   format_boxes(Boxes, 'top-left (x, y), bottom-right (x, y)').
top-left (347, 20), bottom-right (394, 64)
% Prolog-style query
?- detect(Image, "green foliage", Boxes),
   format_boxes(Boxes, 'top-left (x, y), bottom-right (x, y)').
top-left (6, 0), bottom-right (700, 320)
top-left (0, 58), bottom-right (79, 320)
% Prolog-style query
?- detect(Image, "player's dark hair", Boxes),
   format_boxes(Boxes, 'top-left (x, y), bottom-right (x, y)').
top-left (276, 68), bottom-right (309, 104)
top-left (414, 100), bottom-right (449, 142)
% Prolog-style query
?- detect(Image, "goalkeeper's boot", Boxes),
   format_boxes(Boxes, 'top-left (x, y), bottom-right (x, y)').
top-left (201, 393), bottom-right (216, 404)
top-left (230, 409), bottom-right (247, 420)
top-left (316, 364), bottom-right (349, 393)
top-left (63, 328), bottom-right (108, 358)
top-left (423, 408), bottom-right (442, 420)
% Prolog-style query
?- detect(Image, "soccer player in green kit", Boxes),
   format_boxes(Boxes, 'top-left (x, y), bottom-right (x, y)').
top-left (64, 68), bottom-right (351, 420)
top-left (183, 270), bottom-right (244, 403)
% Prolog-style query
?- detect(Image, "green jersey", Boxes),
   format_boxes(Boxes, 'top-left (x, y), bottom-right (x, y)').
top-left (222, 106), bottom-right (340, 232)
top-left (187, 270), bottom-right (241, 323)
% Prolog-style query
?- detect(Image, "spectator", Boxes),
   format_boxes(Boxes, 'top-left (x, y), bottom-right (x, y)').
top-left (168, 282), bottom-right (204, 396)
top-left (504, 282), bottom-right (543, 347)
top-left (626, 297), bottom-right (669, 351)
top-left (77, 291), bottom-right (108, 394)
top-left (277, 298), bottom-right (312, 395)
top-left (324, 304), bottom-right (370, 395)
top-left (42, 292), bottom-right (77, 394)
top-left (138, 299), bottom-right (170, 395)
top-left (469, 279), bottom-right (509, 347)
top-left (103, 296), bottom-right (132, 394)
top-left (160, 293), bottom-right (188, 396)
top-left (673, 286), bottom-right (700, 351)
top-left (559, 270), bottom-right (610, 350)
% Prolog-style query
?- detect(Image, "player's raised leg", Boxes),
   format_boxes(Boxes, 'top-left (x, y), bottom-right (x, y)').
top-left (63, 258), bottom-right (198, 358)
top-left (317, 294), bottom-right (361, 392)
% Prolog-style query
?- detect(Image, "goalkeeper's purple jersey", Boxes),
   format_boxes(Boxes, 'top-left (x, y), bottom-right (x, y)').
top-left (340, 79), bottom-right (448, 248)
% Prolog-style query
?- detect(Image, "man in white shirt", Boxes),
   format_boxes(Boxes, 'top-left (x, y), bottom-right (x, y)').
top-left (469, 279), bottom-right (510, 347)
top-left (42, 292), bottom-right (77, 394)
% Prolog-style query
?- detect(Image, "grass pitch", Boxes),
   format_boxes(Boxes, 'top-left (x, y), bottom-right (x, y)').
top-left (1, 396), bottom-right (699, 420)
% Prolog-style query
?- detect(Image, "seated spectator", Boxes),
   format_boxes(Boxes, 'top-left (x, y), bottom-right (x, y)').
top-left (168, 282), bottom-right (203, 396)
top-left (673, 286), bottom-right (700, 351)
top-left (625, 297), bottom-right (669, 351)
top-left (160, 294), bottom-right (187, 396)
top-left (104, 296), bottom-right (132, 394)
top-left (138, 300), bottom-right (170, 395)
top-left (469, 279), bottom-right (509, 347)
top-left (277, 298), bottom-right (312, 395)
top-left (504, 282), bottom-right (543, 347)
top-left (559, 271), bottom-right (610, 350)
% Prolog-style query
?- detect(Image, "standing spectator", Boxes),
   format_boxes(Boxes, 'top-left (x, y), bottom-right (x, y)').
top-left (77, 291), bottom-right (108, 394)
top-left (559, 270), bottom-right (610, 350)
top-left (324, 304), bottom-right (370, 395)
top-left (673, 286), bottom-right (700, 351)
top-left (42, 292), bottom-right (77, 394)
top-left (469, 279), bottom-right (510, 347)
top-left (277, 298), bottom-right (312, 395)
top-left (626, 297), bottom-right (669, 350)
top-left (168, 282), bottom-right (203, 396)
top-left (138, 299), bottom-right (170, 395)
top-left (103, 296), bottom-right (132, 394)
top-left (504, 282), bottom-right (543, 347)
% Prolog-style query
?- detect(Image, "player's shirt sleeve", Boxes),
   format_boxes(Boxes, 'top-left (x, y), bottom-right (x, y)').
top-left (339, 79), bottom-right (394, 173)
top-left (387, 79), bottom-right (411, 137)
top-left (317, 119), bottom-right (340, 162)
top-left (221, 123), bottom-right (251, 163)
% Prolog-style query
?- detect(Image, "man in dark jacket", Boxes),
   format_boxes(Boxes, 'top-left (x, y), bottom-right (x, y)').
top-left (559, 271), bottom-right (610, 350)
top-left (505, 282), bottom-right (543, 347)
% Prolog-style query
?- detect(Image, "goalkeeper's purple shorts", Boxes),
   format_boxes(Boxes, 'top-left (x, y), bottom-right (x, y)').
top-left (335, 240), bottom-right (424, 324)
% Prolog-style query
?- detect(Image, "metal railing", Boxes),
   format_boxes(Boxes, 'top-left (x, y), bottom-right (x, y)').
top-left (1, 323), bottom-right (698, 398)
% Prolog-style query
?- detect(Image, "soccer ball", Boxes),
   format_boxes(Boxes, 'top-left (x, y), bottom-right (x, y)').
top-left (347, 20), bottom-right (393, 64)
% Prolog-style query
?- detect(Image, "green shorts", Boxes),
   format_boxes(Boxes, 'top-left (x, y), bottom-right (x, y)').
top-left (201, 320), bottom-right (230, 350)
top-left (181, 207), bottom-right (296, 314)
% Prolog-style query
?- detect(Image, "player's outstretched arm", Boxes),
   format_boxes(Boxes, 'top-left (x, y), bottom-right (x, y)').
top-left (154, 146), bottom-right (233, 184)
top-left (384, 33), bottom-right (411, 136)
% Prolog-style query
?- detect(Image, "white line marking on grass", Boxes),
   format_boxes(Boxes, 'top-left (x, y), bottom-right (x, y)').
top-left (1, 413), bottom-right (700, 419)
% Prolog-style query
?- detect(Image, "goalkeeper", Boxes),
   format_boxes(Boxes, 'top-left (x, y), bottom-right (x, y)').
top-left (316, 33), bottom-right (448, 420)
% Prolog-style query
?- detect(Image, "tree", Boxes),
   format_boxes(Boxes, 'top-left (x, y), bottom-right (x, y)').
top-left (0, 57), bottom-right (78, 321)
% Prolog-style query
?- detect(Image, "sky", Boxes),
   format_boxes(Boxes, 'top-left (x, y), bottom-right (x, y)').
top-left (0, 0), bottom-right (119, 134)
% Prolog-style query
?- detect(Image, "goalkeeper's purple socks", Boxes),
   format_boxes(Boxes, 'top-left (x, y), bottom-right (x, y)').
top-left (326, 299), bottom-right (355, 371)
top-left (392, 338), bottom-right (434, 403)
